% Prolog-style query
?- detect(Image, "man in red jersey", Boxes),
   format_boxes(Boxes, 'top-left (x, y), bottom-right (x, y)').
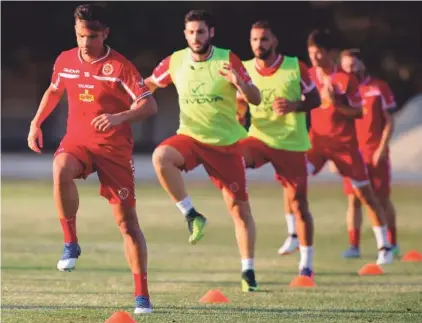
top-left (279, 29), bottom-right (394, 265)
top-left (27, 4), bottom-right (157, 314)
top-left (339, 49), bottom-right (399, 258)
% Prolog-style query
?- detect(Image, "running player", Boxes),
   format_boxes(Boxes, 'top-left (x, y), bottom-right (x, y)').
top-left (145, 10), bottom-right (261, 291)
top-left (27, 4), bottom-right (156, 313)
top-left (237, 21), bottom-right (321, 277)
top-left (340, 49), bottom-right (399, 258)
top-left (279, 29), bottom-right (393, 265)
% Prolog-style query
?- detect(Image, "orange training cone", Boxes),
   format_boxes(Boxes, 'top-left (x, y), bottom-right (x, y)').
top-left (402, 250), bottom-right (422, 262)
top-left (358, 263), bottom-right (384, 276)
top-left (289, 275), bottom-right (316, 287)
top-left (199, 289), bottom-right (229, 303)
top-left (105, 311), bottom-right (136, 323)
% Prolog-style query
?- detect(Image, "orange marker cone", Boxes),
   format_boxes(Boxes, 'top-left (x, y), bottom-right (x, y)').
top-left (105, 311), bottom-right (136, 323)
top-left (199, 289), bottom-right (229, 303)
top-left (402, 250), bottom-right (422, 262)
top-left (358, 263), bottom-right (384, 276)
top-left (289, 275), bottom-right (316, 287)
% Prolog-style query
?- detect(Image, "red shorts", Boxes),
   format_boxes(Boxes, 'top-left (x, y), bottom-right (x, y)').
top-left (306, 136), bottom-right (369, 186)
top-left (54, 136), bottom-right (136, 206)
top-left (239, 137), bottom-right (307, 196)
top-left (159, 134), bottom-right (248, 201)
top-left (344, 153), bottom-right (391, 197)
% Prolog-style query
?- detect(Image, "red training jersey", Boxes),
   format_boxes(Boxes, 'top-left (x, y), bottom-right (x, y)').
top-left (51, 46), bottom-right (151, 145)
top-left (356, 76), bottom-right (396, 153)
top-left (309, 65), bottom-right (362, 145)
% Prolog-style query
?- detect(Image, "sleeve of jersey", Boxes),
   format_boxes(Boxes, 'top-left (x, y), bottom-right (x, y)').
top-left (119, 62), bottom-right (152, 103)
top-left (299, 61), bottom-right (316, 94)
top-left (51, 54), bottom-right (64, 91)
top-left (346, 75), bottom-right (362, 108)
top-left (229, 52), bottom-right (253, 85)
top-left (379, 82), bottom-right (396, 110)
top-left (152, 56), bottom-right (173, 88)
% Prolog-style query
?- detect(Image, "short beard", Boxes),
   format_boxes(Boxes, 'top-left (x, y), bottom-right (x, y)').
top-left (190, 40), bottom-right (211, 55)
top-left (255, 47), bottom-right (273, 60)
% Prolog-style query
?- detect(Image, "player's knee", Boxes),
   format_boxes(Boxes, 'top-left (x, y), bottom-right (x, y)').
top-left (53, 154), bottom-right (81, 183)
top-left (152, 145), bottom-right (183, 169)
top-left (115, 212), bottom-right (139, 236)
top-left (290, 195), bottom-right (311, 221)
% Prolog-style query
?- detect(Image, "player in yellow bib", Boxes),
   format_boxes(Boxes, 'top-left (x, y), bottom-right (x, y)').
top-left (146, 10), bottom-right (262, 291)
top-left (237, 21), bottom-right (321, 278)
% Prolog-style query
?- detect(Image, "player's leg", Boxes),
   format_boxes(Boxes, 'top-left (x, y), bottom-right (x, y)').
top-left (278, 143), bottom-right (326, 254)
top-left (152, 135), bottom-right (206, 244)
top-left (342, 178), bottom-right (363, 258)
top-left (274, 150), bottom-right (314, 277)
top-left (95, 150), bottom-right (152, 314)
top-left (332, 149), bottom-right (392, 265)
top-left (205, 142), bottom-right (258, 292)
top-left (370, 157), bottom-right (399, 256)
top-left (53, 140), bottom-right (92, 271)
top-left (278, 189), bottom-right (299, 255)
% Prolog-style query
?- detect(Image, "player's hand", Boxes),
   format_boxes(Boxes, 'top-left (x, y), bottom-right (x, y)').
top-left (27, 124), bottom-right (43, 153)
top-left (272, 97), bottom-right (297, 116)
top-left (372, 147), bottom-right (386, 167)
top-left (218, 63), bottom-right (241, 86)
top-left (91, 114), bottom-right (123, 132)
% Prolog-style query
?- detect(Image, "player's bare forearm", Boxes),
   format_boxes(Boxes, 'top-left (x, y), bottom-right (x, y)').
top-left (335, 104), bottom-right (363, 119)
top-left (31, 85), bottom-right (64, 127)
top-left (295, 88), bottom-right (321, 112)
top-left (116, 96), bottom-right (158, 123)
top-left (145, 77), bottom-right (159, 94)
top-left (236, 97), bottom-right (249, 126)
top-left (236, 80), bottom-right (261, 106)
top-left (378, 112), bottom-right (395, 152)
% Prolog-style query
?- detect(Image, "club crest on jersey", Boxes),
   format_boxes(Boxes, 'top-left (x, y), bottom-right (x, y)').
top-left (79, 89), bottom-right (95, 103)
top-left (118, 188), bottom-right (129, 200)
top-left (102, 63), bottom-right (114, 76)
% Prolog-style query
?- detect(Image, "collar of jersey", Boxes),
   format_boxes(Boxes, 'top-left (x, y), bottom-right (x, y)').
top-left (189, 46), bottom-right (214, 63)
top-left (254, 54), bottom-right (283, 75)
top-left (78, 45), bottom-right (111, 64)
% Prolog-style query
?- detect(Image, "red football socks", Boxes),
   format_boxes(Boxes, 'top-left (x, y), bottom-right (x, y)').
top-left (134, 273), bottom-right (149, 297)
top-left (348, 228), bottom-right (360, 248)
top-left (60, 216), bottom-right (78, 244)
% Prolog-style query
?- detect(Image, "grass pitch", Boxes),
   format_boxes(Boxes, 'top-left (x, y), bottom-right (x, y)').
top-left (2, 180), bottom-right (422, 322)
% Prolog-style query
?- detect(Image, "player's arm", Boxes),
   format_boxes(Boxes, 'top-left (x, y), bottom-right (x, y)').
top-left (236, 94), bottom-right (249, 126)
top-left (145, 56), bottom-right (173, 94)
top-left (332, 75), bottom-right (363, 119)
top-left (220, 52), bottom-right (261, 106)
top-left (28, 57), bottom-right (66, 153)
top-left (273, 61), bottom-right (321, 115)
top-left (91, 63), bottom-right (157, 132)
top-left (373, 83), bottom-right (397, 165)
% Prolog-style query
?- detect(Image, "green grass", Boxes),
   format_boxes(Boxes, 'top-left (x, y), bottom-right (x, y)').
top-left (2, 180), bottom-right (422, 322)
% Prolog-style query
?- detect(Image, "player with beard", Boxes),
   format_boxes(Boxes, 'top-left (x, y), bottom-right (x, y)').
top-left (339, 49), bottom-right (399, 258)
top-left (145, 10), bottom-right (262, 291)
top-left (237, 21), bottom-right (321, 278)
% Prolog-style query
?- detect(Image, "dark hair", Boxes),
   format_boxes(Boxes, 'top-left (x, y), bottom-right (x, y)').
top-left (251, 20), bottom-right (273, 32)
top-left (74, 4), bottom-right (109, 31)
top-left (184, 10), bottom-right (215, 29)
top-left (307, 29), bottom-right (335, 51)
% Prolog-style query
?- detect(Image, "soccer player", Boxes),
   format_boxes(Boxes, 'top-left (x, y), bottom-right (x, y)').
top-left (279, 29), bottom-right (394, 265)
top-left (27, 4), bottom-right (156, 314)
top-left (340, 49), bottom-right (399, 258)
top-left (237, 21), bottom-right (321, 277)
top-left (145, 10), bottom-right (261, 291)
